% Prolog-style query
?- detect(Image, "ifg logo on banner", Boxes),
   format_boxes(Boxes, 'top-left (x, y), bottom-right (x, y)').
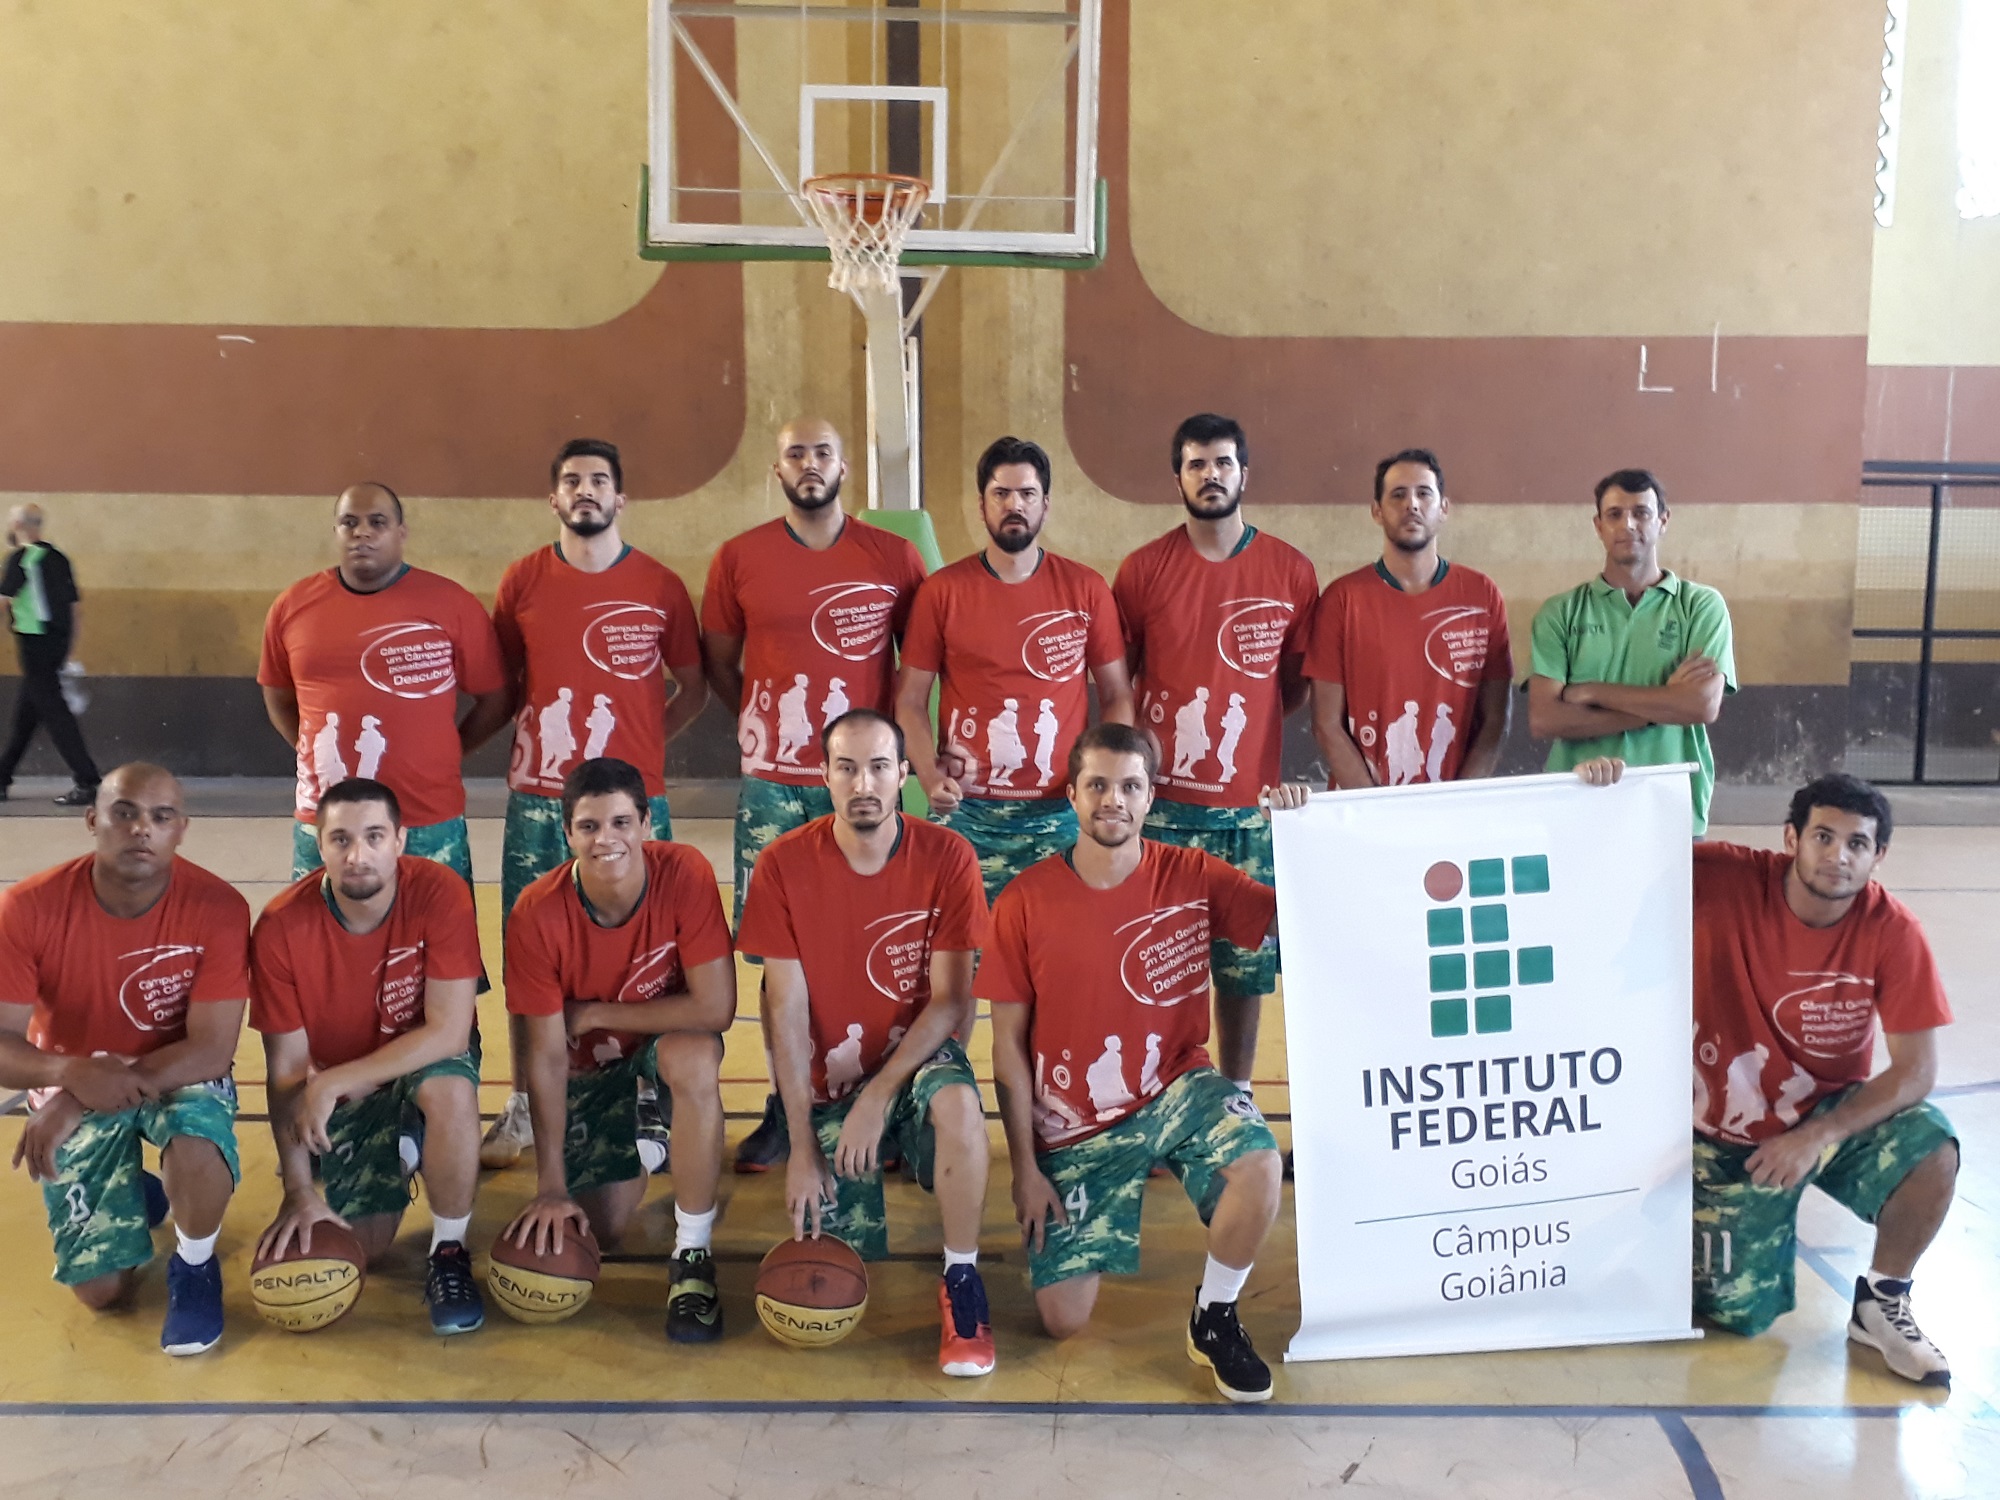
top-left (1420, 855), bottom-right (1557, 1038)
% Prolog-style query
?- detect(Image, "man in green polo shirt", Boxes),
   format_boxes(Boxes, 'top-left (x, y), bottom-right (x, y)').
top-left (1528, 469), bottom-right (1734, 834)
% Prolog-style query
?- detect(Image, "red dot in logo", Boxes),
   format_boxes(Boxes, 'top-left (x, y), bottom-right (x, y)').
top-left (1423, 861), bottom-right (1463, 902)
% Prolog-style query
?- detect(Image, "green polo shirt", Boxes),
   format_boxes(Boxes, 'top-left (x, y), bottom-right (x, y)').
top-left (1529, 571), bottom-right (1735, 834)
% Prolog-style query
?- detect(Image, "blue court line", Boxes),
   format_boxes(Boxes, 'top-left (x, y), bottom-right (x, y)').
top-left (1930, 1079), bottom-right (2000, 1098)
top-left (1796, 1242), bottom-right (1855, 1299)
top-left (1655, 1412), bottom-right (1726, 1500)
top-left (0, 1399), bottom-right (1918, 1420)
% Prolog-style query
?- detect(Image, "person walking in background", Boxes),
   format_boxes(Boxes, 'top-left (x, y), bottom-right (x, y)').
top-left (0, 503), bottom-right (101, 806)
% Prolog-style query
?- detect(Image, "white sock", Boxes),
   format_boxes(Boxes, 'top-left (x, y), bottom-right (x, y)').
top-left (943, 1246), bottom-right (978, 1271)
top-left (637, 1137), bottom-right (669, 1175)
top-left (430, 1213), bottom-right (471, 1251)
top-left (673, 1204), bottom-right (716, 1253)
top-left (1231, 1079), bottom-right (1254, 1095)
top-left (175, 1227), bottom-right (218, 1267)
top-left (398, 1133), bottom-right (422, 1176)
top-left (1197, 1254), bottom-right (1251, 1309)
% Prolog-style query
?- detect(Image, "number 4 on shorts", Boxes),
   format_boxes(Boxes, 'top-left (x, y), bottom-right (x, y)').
top-left (1065, 1184), bottom-right (1089, 1221)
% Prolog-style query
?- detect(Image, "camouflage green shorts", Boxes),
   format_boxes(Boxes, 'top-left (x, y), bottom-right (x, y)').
top-left (293, 815), bottom-right (474, 886)
top-left (501, 790), bottom-right (674, 931)
top-left (808, 1039), bottom-right (980, 1263)
top-left (563, 1034), bottom-right (721, 1196)
top-left (1026, 1067), bottom-right (1276, 1289)
top-left (937, 797), bottom-right (1077, 906)
top-left (40, 1077), bottom-right (240, 1286)
top-left (1692, 1091), bottom-right (1957, 1337)
top-left (321, 1043), bottom-right (483, 1221)
top-left (733, 775), bottom-right (834, 930)
top-left (1143, 799), bottom-right (1277, 998)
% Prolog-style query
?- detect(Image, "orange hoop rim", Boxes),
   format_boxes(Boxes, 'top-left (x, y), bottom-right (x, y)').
top-left (800, 171), bottom-right (932, 209)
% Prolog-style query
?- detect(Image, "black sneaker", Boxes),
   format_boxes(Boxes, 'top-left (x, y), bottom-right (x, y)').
top-left (425, 1242), bottom-right (486, 1336)
top-left (53, 784), bottom-right (97, 808)
top-left (1187, 1293), bottom-right (1272, 1402)
top-left (666, 1247), bottom-right (723, 1343)
top-left (733, 1093), bottom-right (789, 1174)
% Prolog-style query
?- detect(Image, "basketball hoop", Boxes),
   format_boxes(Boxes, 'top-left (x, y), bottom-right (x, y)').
top-left (801, 172), bottom-right (930, 297)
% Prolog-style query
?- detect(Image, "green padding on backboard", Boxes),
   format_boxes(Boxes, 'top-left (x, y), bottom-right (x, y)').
top-left (863, 508), bottom-right (944, 816)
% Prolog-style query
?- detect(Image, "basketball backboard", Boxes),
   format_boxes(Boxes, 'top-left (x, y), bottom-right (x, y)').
top-left (643, 0), bottom-right (1103, 267)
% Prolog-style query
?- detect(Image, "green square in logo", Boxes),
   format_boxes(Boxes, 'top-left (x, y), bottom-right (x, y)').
top-left (1427, 908), bottom-right (1465, 947)
top-left (1430, 953), bottom-right (1468, 992)
top-left (1518, 946), bottom-right (1555, 985)
top-left (1474, 994), bottom-right (1512, 1033)
top-left (1430, 998), bottom-right (1469, 1037)
top-left (1469, 858), bottom-right (1506, 897)
top-left (1470, 904), bottom-right (1509, 943)
top-left (1473, 949), bottom-right (1510, 988)
top-left (1511, 855), bottom-right (1550, 894)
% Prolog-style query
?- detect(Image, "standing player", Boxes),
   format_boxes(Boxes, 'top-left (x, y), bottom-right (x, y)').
top-left (1307, 449), bottom-right (1512, 788)
top-left (1685, 771), bottom-right (1956, 1384)
top-left (0, 764), bottom-right (250, 1355)
top-left (980, 724), bottom-right (1302, 1401)
top-left (736, 709), bottom-right (995, 1377)
top-left (480, 439), bottom-right (707, 1170)
top-left (896, 435), bottom-right (1134, 902)
top-left (259, 482), bottom-right (511, 882)
top-left (1113, 414), bottom-right (1318, 1093)
top-left (702, 419), bottom-right (929, 1171)
top-left (248, 778), bottom-right (488, 1335)
top-left (0, 502), bottom-right (101, 805)
top-left (502, 757), bottom-right (736, 1342)
top-left (1528, 469), bottom-right (1734, 834)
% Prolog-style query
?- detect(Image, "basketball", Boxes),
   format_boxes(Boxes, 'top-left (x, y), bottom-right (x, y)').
top-left (754, 1235), bottom-right (869, 1348)
top-left (249, 1223), bottom-right (367, 1333)
top-left (487, 1224), bottom-right (601, 1324)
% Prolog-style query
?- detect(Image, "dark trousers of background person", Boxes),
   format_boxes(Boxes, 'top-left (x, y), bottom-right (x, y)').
top-left (0, 631), bottom-right (99, 790)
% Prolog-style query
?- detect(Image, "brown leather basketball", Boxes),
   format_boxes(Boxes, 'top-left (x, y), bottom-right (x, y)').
top-left (755, 1235), bottom-right (869, 1347)
top-left (487, 1223), bottom-right (602, 1324)
top-left (249, 1222), bottom-right (368, 1333)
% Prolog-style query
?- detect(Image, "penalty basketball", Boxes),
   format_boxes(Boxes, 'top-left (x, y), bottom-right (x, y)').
top-left (755, 1235), bottom-right (869, 1348)
top-left (487, 1224), bottom-right (601, 1324)
top-left (249, 1223), bottom-right (367, 1333)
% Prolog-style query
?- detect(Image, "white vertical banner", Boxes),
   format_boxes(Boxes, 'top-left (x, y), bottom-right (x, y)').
top-left (1275, 768), bottom-right (1697, 1362)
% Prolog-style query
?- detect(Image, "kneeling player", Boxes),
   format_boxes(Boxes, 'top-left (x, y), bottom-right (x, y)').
top-left (250, 778), bottom-right (488, 1334)
top-left (736, 709), bottom-right (996, 1377)
top-left (0, 764), bottom-right (250, 1354)
top-left (981, 724), bottom-right (1304, 1402)
top-left (503, 757), bottom-right (736, 1341)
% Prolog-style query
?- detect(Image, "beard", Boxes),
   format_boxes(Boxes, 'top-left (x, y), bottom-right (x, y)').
top-left (336, 870), bottom-right (386, 901)
top-left (563, 507), bottom-right (614, 538)
top-left (1181, 481), bottom-right (1242, 521)
top-left (1389, 525), bottom-right (1436, 554)
top-left (781, 471), bottom-right (844, 512)
top-left (1081, 814), bottom-right (1138, 849)
top-left (989, 517), bottom-right (1040, 554)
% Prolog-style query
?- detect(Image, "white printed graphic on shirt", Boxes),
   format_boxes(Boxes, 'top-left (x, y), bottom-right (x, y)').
top-left (1116, 901), bottom-right (1213, 1008)
top-left (1214, 598), bottom-right (1294, 680)
top-left (824, 1022), bottom-right (867, 1099)
top-left (355, 715), bottom-right (388, 779)
top-left (1085, 1035), bottom-right (1136, 1120)
top-left (1421, 604), bottom-right (1496, 688)
top-left (986, 700), bottom-right (1027, 786)
top-left (117, 945), bottom-right (205, 1032)
top-left (808, 583), bottom-right (899, 662)
top-left (1033, 699), bottom-right (1059, 787)
top-left (582, 602), bottom-right (668, 680)
top-left (538, 688), bottom-right (578, 779)
top-left (359, 621), bottom-right (459, 700)
top-left (774, 675), bottom-right (813, 764)
top-left (1170, 688), bottom-right (1212, 779)
top-left (1017, 609), bottom-right (1094, 682)
top-left (583, 695), bottom-right (617, 759)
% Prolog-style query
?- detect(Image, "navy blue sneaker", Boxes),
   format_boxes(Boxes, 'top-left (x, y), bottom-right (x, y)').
top-left (141, 1170), bottom-right (170, 1229)
top-left (161, 1253), bottom-right (224, 1356)
top-left (425, 1242), bottom-right (486, 1336)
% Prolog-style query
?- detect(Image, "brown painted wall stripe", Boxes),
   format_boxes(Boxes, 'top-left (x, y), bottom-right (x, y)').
top-left (1864, 366), bottom-right (2000, 465)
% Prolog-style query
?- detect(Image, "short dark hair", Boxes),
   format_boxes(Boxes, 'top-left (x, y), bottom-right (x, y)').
top-left (976, 435), bottom-right (1052, 496)
top-left (1373, 448), bottom-right (1445, 502)
top-left (552, 438), bottom-right (623, 492)
top-left (1787, 773), bottom-right (1894, 850)
top-left (820, 707), bottom-right (906, 765)
top-left (342, 482), bottom-right (403, 523)
top-left (1593, 468), bottom-right (1668, 515)
top-left (1066, 721), bottom-right (1158, 788)
top-left (562, 756), bottom-right (649, 829)
top-left (1171, 414), bottom-right (1248, 473)
top-left (316, 777), bottom-right (402, 829)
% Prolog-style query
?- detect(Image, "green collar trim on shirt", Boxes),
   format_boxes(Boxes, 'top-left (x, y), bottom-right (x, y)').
top-left (979, 549), bottom-right (1044, 581)
top-left (555, 541), bottom-right (631, 569)
top-left (335, 562), bottom-right (410, 596)
top-left (572, 860), bottom-right (648, 929)
top-left (784, 514), bottom-right (848, 549)
top-left (1229, 524), bottom-right (1258, 558)
top-left (1589, 569), bottom-right (1681, 599)
top-left (1374, 557), bottom-right (1449, 592)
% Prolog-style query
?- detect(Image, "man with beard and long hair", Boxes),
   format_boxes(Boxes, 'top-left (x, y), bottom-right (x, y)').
top-left (1306, 449), bottom-right (1512, 789)
top-left (479, 440), bottom-right (706, 1171)
top-left (1110, 415), bottom-right (1318, 1101)
top-left (702, 420), bottom-right (929, 1172)
top-left (895, 436), bottom-right (1134, 903)
top-left (981, 722), bottom-right (1306, 1401)
top-left (249, 778), bottom-right (488, 1335)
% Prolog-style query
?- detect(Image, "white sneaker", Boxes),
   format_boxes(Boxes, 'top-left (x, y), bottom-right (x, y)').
top-left (479, 1091), bottom-right (534, 1170)
top-left (1848, 1276), bottom-right (1950, 1387)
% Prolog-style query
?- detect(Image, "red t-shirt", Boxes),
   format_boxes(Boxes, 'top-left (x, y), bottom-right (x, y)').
top-left (1304, 561), bottom-right (1514, 786)
top-left (735, 816), bottom-right (987, 1104)
top-left (700, 516), bottom-right (928, 786)
top-left (493, 545), bottom-right (701, 800)
top-left (503, 841), bottom-right (735, 1074)
top-left (900, 551), bottom-right (1125, 802)
top-left (258, 567), bottom-right (507, 825)
top-left (1112, 526), bottom-right (1318, 807)
top-left (976, 841), bottom-right (1274, 1149)
top-left (248, 858), bottom-right (485, 1069)
top-left (1692, 842), bottom-right (1953, 1145)
top-left (0, 855), bottom-right (251, 1060)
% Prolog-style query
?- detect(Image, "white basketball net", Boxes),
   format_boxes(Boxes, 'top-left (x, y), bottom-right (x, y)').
top-left (801, 173), bottom-right (930, 297)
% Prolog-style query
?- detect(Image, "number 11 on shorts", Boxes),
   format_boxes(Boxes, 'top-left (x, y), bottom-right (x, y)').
top-left (1698, 1229), bottom-right (1732, 1276)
